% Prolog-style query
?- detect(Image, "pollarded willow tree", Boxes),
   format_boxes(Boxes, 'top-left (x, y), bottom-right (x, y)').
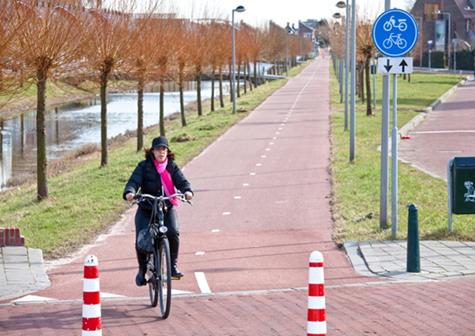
top-left (83, 2), bottom-right (133, 166)
top-left (188, 21), bottom-right (209, 117)
top-left (357, 20), bottom-right (375, 116)
top-left (11, 0), bottom-right (86, 200)
top-left (128, 12), bottom-right (161, 151)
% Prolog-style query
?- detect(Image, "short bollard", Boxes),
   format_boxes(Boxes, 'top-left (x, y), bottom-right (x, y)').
top-left (406, 204), bottom-right (421, 273)
top-left (307, 251), bottom-right (327, 336)
top-left (82, 255), bottom-right (102, 336)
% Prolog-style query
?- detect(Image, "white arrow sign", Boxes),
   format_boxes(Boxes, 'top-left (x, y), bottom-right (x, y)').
top-left (377, 57), bottom-right (413, 74)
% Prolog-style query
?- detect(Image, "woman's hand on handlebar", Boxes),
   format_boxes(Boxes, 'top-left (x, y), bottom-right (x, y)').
top-left (126, 193), bottom-right (135, 202)
top-left (184, 191), bottom-right (193, 201)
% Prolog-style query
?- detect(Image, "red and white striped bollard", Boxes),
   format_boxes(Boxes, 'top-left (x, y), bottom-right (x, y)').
top-left (307, 251), bottom-right (326, 336)
top-left (82, 255), bottom-right (102, 336)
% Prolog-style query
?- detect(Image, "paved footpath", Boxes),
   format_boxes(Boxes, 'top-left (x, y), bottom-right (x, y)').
top-left (1, 58), bottom-right (475, 335)
top-left (399, 78), bottom-right (475, 179)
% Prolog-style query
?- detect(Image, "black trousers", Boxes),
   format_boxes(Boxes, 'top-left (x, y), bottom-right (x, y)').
top-left (134, 207), bottom-right (180, 269)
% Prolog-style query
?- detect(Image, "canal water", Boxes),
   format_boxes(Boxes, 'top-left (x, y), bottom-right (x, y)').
top-left (0, 81), bottom-right (230, 190)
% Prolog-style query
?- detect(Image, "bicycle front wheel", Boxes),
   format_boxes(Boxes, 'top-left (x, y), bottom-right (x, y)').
top-left (148, 250), bottom-right (159, 307)
top-left (158, 238), bottom-right (172, 319)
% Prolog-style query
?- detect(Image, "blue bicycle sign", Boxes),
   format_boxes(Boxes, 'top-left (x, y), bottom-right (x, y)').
top-left (372, 8), bottom-right (418, 57)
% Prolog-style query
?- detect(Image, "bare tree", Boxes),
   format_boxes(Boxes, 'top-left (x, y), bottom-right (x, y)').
top-left (357, 21), bottom-right (375, 116)
top-left (11, 0), bottom-right (85, 200)
top-left (83, 2), bottom-right (133, 166)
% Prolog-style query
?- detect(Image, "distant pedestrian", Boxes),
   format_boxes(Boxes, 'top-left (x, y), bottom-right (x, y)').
top-left (123, 136), bottom-right (193, 286)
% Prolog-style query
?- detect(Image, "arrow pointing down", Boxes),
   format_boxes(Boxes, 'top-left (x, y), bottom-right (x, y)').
top-left (384, 59), bottom-right (392, 72)
top-left (399, 59), bottom-right (408, 72)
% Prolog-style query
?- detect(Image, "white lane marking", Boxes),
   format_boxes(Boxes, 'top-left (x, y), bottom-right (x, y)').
top-left (242, 183), bottom-right (250, 187)
top-left (261, 155), bottom-right (267, 158)
top-left (211, 229), bottom-right (221, 233)
top-left (13, 295), bottom-right (56, 303)
top-left (195, 272), bottom-right (212, 294)
top-left (272, 137), bottom-right (277, 140)
top-left (195, 251), bottom-right (206, 256)
top-left (250, 172), bottom-right (256, 176)
top-left (234, 196), bottom-right (242, 199)
top-left (265, 148), bottom-right (271, 151)
top-left (256, 163), bottom-right (262, 167)
top-left (412, 130), bottom-right (475, 134)
top-left (278, 127), bottom-right (283, 131)
top-left (101, 292), bottom-right (126, 299)
top-left (269, 142), bottom-right (274, 145)
top-left (281, 123), bottom-right (285, 126)
top-left (222, 212), bottom-right (231, 216)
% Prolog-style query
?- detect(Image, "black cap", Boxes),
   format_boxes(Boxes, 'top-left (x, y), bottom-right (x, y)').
top-left (151, 136), bottom-right (169, 149)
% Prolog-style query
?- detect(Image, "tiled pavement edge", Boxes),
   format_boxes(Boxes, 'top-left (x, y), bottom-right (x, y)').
top-left (345, 240), bottom-right (475, 281)
top-left (0, 247), bottom-right (50, 301)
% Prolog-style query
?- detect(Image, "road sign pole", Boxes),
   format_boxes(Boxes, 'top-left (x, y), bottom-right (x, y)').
top-left (344, 1), bottom-right (350, 131)
top-left (349, 0), bottom-right (356, 162)
top-left (391, 74), bottom-right (398, 239)
top-left (380, 73), bottom-right (389, 230)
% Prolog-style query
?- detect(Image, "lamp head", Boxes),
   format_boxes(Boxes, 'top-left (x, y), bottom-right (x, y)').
top-left (234, 5), bottom-right (245, 13)
top-left (336, 1), bottom-right (346, 8)
top-left (333, 12), bottom-right (342, 19)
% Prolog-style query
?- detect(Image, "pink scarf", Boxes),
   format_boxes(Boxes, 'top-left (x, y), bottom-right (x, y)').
top-left (153, 158), bottom-right (179, 207)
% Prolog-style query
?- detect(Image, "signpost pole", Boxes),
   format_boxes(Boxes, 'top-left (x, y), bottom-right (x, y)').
top-left (379, 0), bottom-right (391, 230)
top-left (350, 0), bottom-right (356, 162)
top-left (391, 74), bottom-right (398, 239)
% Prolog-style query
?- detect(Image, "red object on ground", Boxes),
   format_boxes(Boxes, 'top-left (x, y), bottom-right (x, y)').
top-left (307, 251), bottom-right (326, 336)
top-left (400, 135), bottom-right (412, 140)
top-left (82, 255), bottom-right (102, 336)
top-left (0, 227), bottom-right (25, 247)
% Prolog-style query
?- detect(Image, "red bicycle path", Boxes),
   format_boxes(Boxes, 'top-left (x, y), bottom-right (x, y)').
top-left (1, 57), bottom-right (474, 335)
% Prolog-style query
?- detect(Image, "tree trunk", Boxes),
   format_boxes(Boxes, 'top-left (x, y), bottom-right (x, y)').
top-left (100, 68), bottom-right (110, 167)
top-left (243, 62), bottom-right (247, 94)
top-left (179, 66), bottom-right (186, 127)
top-left (36, 68), bottom-right (48, 200)
top-left (211, 66), bottom-right (215, 112)
top-left (237, 62), bottom-right (241, 98)
top-left (159, 79), bottom-right (165, 136)
top-left (229, 63), bottom-right (233, 103)
top-left (219, 65), bottom-right (224, 108)
top-left (360, 64), bottom-right (365, 104)
top-left (196, 67), bottom-right (202, 116)
top-left (248, 63), bottom-right (253, 91)
top-left (253, 61), bottom-right (257, 88)
top-left (137, 76), bottom-right (144, 152)
top-left (365, 58), bottom-right (372, 116)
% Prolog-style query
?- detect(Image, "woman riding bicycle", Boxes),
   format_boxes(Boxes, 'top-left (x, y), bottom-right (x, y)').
top-left (123, 136), bottom-right (193, 286)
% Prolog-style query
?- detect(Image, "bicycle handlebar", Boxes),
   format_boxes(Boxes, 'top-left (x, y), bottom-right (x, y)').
top-left (133, 192), bottom-right (192, 205)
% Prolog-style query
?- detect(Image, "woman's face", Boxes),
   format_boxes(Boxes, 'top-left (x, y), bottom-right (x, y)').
top-left (152, 146), bottom-right (168, 162)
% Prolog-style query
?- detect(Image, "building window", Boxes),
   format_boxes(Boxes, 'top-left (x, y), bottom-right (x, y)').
top-left (424, 3), bottom-right (440, 21)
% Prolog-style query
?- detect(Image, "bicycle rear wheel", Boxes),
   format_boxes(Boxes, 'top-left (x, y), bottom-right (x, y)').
top-left (158, 238), bottom-right (172, 319)
top-left (148, 250), bottom-right (159, 307)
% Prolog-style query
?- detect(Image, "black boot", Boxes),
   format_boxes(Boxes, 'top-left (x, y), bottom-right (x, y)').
top-left (135, 250), bottom-right (148, 286)
top-left (169, 236), bottom-right (184, 279)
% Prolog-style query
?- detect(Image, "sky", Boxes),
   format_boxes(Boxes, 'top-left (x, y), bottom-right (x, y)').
top-left (173, 0), bottom-right (414, 27)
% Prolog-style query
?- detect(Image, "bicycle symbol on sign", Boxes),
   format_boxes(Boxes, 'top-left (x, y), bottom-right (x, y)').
top-left (383, 33), bottom-right (407, 49)
top-left (383, 16), bottom-right (407, 32)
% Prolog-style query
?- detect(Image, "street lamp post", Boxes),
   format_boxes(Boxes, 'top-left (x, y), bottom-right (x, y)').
top-left (335, 1), bottom-right (349, 131)
top-left (232, 5), bottom-right (245, 114)
top-left (436, 10), bottom-right (451, 69)
top-left (428, 40), bottom-right (433, 70)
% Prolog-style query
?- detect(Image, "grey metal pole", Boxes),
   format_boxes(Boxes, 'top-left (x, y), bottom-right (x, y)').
top-left (380, 0), bottom-right (391, 230)
top-left (448, 13), bottom-right (451, 70)
top-left (448, 159), bottom-right (453, 232)
top-left (391, 74), bottom-right (398, 239)
top-left (231, 9), bottom-right (236, 114)
top-left (344, 2), bottom-right (350, 131)
top-left (349, 0), bottom-right (356, 161)
top-left (454, 40), bottom-right (457, 72)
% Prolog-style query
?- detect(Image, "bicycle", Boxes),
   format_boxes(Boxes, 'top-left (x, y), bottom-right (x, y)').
top-left (134, 192), bottom-right (191, 319)
top-left (383, 33), bottom-right (407, 49)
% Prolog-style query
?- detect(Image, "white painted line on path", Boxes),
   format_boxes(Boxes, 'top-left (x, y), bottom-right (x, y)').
top-left (195, 251), bottom-right (206, 256)
top-left (412, 130), bottom-right (475, 134)
top-left (242, 183), bottom-right (250, 187)
top-left (261, 155), bottom-right (267, 158)
top-left (250, 172), bottom-right (256, 176)
top-left (256, 163), bottom-right (262, 167)
top-left (222, 212), bottom-right (231, 216)
top-left (234, 196), bottom-right (242, 199)
top-left (211, 229), bottom-right (221, 233)
top-left (195, 272), bottom-right (212, 294)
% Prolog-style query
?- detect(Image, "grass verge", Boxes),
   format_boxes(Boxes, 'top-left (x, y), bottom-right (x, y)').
top-left (330, 70), bottom-right (475, 242)
top-left (0, 63), bottom-right (307, 259)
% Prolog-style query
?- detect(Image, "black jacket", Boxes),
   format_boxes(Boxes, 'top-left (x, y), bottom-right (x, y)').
top-left (123, 156), bottom-right (193, 211)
